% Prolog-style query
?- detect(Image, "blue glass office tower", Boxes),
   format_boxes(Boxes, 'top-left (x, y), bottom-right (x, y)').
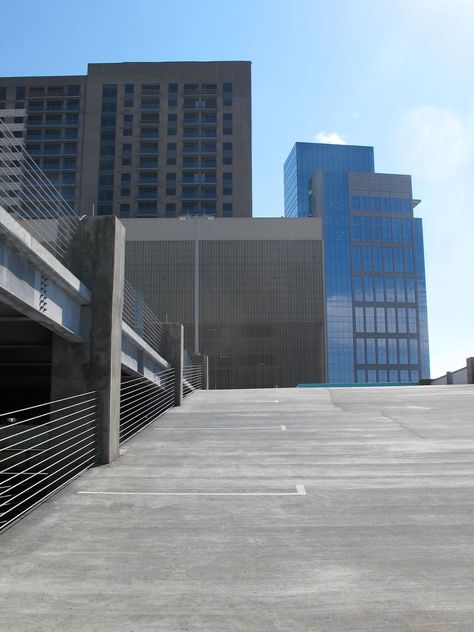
top-left (284, 142), bottom-right (430, 384)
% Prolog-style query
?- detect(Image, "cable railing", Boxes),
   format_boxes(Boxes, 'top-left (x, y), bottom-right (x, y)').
top-left (183, 352), bottom-right (204, 395)
top-left (120, 368), bottom-right (175, 443)
top-left (123, 278), bottom-right (167, 356)
top-left (0, 119), bottom-right (81, 264)
top-left (0, 391), bottom-right (98, 532)
top-left (122, 278), bottom-right (137, 329)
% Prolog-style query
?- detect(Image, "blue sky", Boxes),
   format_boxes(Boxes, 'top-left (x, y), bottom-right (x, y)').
top-left (2, 0), bottom-right (473, 377)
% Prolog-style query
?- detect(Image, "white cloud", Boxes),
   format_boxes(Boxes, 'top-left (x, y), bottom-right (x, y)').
top-left (396, 105), bottom-right (472, 180)
top-left (314, 131), bottom-right (347, 145)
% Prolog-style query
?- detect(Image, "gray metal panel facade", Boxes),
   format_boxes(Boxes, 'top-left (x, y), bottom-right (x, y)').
top-left (125, 237), bottom-right (325, 389)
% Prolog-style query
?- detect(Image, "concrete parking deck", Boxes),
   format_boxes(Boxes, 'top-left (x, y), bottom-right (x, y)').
top-left (1, 385), bottom-right (474, 631)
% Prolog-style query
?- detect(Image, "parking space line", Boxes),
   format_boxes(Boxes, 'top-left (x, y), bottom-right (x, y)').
top-left (78, 485), bottom-right (307, 497)
top-left (154, 426), bottom-right (288, 431)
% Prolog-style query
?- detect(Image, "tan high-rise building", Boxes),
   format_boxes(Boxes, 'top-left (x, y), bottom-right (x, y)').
top-left (0, 61), bottom-right (252, 218)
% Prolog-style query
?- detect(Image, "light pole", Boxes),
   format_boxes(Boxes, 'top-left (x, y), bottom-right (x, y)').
top-left (179, 214), bottom-right (215, 355)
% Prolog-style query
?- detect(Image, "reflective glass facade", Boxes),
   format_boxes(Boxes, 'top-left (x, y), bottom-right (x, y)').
top-left (283, 142), bottom-right (374, 218)
top-left (284, 143), bottom-right (430, 383)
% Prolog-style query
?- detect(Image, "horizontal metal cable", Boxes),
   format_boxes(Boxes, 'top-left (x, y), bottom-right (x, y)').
top-left (120, 405), bottom-right (174, 443)
top-left (119, 387), bottom-right (175, 428)
top-left (122, 278), bottom-right (167, 355)
top-left (120, 387), bottom-right (174, 422)
top-left (1, 427), bottom-right (95, 492)
top-left (0, 459), bottom-right (94, 530)
top-left (0, 448), bottom-right (96, 519)
top-left (0, 157), bottom-right (77, 234)
top-left (119, 387), bottom-right (173, 424)
top-left (0, 390), bottom-right (96, 421)
top-left (120, 381), bottom-right (173, 407)
top-left (120, 368), bottom-right (174, 392)
top-left (0, 436), bottom-right (95, 499)
top-left (0, 120), bottom-right (79, 222)
top-left (0, 432), bottom-right (95, 493)
top-left (0, 389), bottom-right (97, 529)
top-left (120, 393), bottom-right (175, 442)
top-left (0, 167), bottom-right (75, 252)
top-left (120, 374), bottom-right (174, 400)
top-left (0, 414), bottom-right (96, 473)
top-left (0, 120), bottom-right (81, 261)
top-left (121, 382), bottom-right (174, 411)
top-left (120, 367), bottom-right (175, 387)
top-left (0, 402), bottom-right (96, 446)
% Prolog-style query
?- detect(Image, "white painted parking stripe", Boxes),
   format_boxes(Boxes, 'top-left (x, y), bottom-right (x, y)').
top-left (281, 425), bottom-right (287, 431)
top-left (78, 485), bottom-right (306, 497)
top-left (154, 426), bottom-right (287, 431)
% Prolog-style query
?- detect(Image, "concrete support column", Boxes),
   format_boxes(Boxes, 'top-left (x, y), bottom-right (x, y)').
top-left (191, 353), bottom-right (209, 390)
top-left (162, 323), bottom-right (184, 406)
top-left (50, 217), bottom-right (125, 465)
top-left (466, 358), bottom-right (474, 384)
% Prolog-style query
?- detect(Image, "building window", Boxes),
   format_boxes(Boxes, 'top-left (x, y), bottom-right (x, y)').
top-left (140, 142), bottom-right (158, 154)
top-left (223, 142), bottom-right (232, 165)
top-left (167, 142), bottom-right (177, 165)
top-left (121, 172), bottom-right (131, 196)
top-left (138, 186), bottom-right (157, 199)
top-left (99, 174), bottom-right (114, 186)
top-left (123, 113), bottom-right (133, 136)
top-left (122, 143), bottom-right (132, 166)
top-left (166, 172), bottom-right (176, 195)
top-left (120, 204), bottom-right (130, 217)
top-left (101, 114), bottom-right (116, 127)
top-left (168, 83), bottom-right (178, 106)
top-left (102, 84), bottom-right (117, 98)
top-left (223, 82), bottom-right (233, 106)
top-left (166, 203), bottom-right (176, 217)
top-left (97, 203), bottom-right (112, 215)
top-left (67, 85), bottom-right (81, 96)
top-left (139, 156), bottom-right (158, 168)
top-left (142, 84), bottom-right (160, 94)
top-left (223, 203), bottom-right (233, 217)
top-left (167, 113), bottom-right (177, 135)
top-left (136, 201), bottom-right (157, 216)
top-left (223, 172), bottom-right (232, 195)
top-left (223, 113), bottom-right (233, 135)
top-left (124, 84), bottom-right (134, 107)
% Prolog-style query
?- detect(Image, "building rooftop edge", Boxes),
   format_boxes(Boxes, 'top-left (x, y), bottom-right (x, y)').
top-left (0, 60), bottom-right (252, 80)
top-left (293, 141), bottom-right (374, 150)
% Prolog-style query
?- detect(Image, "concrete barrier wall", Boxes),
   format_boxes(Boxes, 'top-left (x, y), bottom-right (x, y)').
top-left (431, 360), bottom-right (473, 385)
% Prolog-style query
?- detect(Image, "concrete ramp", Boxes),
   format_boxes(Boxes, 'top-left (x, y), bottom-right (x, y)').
top-left (1, 385), bottom-right (474, 631)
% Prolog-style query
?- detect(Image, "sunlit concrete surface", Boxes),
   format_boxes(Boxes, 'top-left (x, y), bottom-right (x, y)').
top-left (1, 385), bottom-right (474, 631)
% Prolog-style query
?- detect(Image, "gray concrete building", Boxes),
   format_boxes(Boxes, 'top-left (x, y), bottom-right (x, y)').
top-left (124, 217), bottom-right (325, 389)
top-left (0, 61), bottom-right (252, 218)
